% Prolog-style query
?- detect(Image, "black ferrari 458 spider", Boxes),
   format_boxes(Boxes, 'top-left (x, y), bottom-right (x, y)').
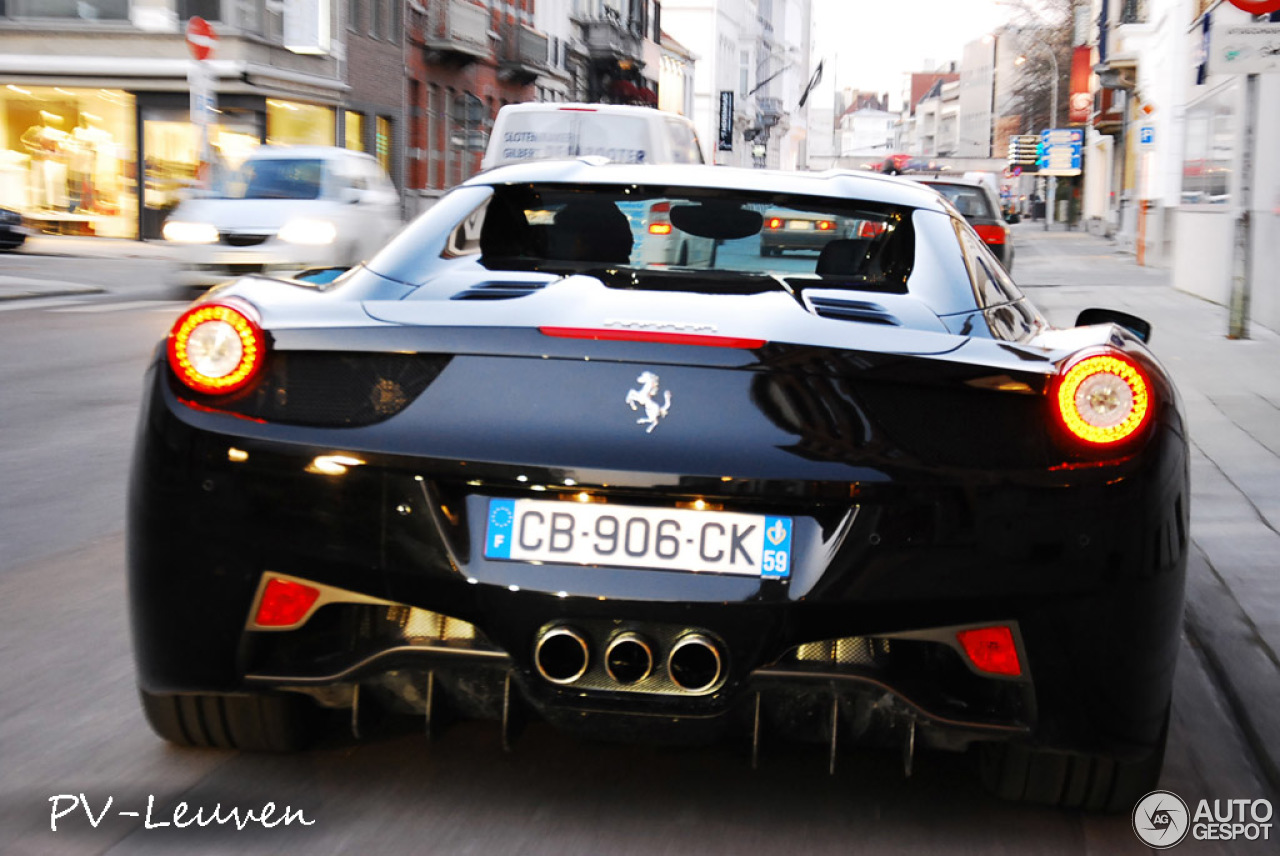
top-left (128, 160), bottom-right (1187, 811)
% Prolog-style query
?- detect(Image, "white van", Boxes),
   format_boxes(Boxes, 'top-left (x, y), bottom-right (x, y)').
top-left (482, 102), bottom-right (706, 170)
top-left (163, 146), bottom-right (401, 288)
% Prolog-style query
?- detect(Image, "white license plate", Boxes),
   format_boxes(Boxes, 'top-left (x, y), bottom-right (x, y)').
top-left (483, 499), bottom-right (793, 578)
top-left (786, 220), bottom-right (812, 230)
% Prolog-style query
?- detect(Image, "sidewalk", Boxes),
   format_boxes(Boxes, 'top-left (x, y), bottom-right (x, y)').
top-left (1013, 223), bottom-right (1280, 794)
top-left (0, 235), bottom-right (175, 301)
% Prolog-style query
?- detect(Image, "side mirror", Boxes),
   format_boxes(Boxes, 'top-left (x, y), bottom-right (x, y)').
top-left (340, 187), bottom-right (365, 205)
top-left (1075, 307), bottom-right (1152, 343)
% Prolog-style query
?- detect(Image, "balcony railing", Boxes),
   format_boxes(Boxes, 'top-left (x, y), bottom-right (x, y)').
top-left (498, 22), bottom-right (548, 83)
top-left (422, 0), bottom-right (490, 62)
top-left (577, 16), bottom-right (643, 63)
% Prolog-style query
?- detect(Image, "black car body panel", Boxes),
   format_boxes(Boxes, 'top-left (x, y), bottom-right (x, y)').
top-left (128, 162), bottom-right (1187, 801)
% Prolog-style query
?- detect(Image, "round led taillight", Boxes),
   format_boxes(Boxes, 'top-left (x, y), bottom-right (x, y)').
top-left (1056, 352), bottom-right (1151, 445)
top-left (167, 303), bottom-right (266, 395)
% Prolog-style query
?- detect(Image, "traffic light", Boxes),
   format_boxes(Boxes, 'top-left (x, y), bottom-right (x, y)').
top-left (1008, 135), bottom-right (1040, 172)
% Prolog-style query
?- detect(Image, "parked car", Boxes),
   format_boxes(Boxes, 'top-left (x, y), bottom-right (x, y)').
top-left (482, 102), bottom-right (705, 170)
top-left (911, 175), bottom-right (1015, 271)
top-left (162, 146), bottom-right (401, 288)
top-left (130, 160), bottom-right (1186, 812)
top-left (0, 205), bottom-right (31, 250)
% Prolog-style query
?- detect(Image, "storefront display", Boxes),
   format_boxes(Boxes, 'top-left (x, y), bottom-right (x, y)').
top-left (0, 86), bottom-right (136, 237)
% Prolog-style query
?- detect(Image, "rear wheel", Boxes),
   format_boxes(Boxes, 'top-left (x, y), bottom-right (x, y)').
top-left (979, 721), bottom-right (1167, 812)
top-left (139, 688), bottom-right (323, 752)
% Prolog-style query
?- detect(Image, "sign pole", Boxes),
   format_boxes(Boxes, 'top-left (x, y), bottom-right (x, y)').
top-left (186, 17), bottom-right (219, 191)
top-left (1228, 72), bottom-right (1257, 340)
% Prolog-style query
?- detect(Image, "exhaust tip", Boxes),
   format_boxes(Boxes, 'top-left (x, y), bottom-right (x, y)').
top-left (605, 632), bottom-right (653, 685)
top-left (535, 626), bottom-right (589, 684)
top-left (667, 634), bottom-right (723, 692)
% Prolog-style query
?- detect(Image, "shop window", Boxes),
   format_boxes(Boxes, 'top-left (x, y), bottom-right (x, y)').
top-left (2, 86), bottom-right (137, 237)
top-left (345, 111), bottom-right (365, 151)
top-left (266, 100), bottom-right (335, 146)
top-left (5, 0), bottom-right (129, 18)
top-left (1181, 84), bottom-right (1235, 206)
top-left (376, 116), bottom-right (392, 176)
top-left (141, 106), bottom-right (260, 238)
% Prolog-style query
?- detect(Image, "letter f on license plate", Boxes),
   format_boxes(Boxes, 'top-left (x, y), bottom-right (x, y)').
top-left (484, 499), bottom-right (792, 578)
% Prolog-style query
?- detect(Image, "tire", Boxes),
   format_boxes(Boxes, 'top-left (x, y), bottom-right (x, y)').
top-left (979, 724), bottom-right (1167, 812)
top-left (139, 688), bottom-right (322, 752)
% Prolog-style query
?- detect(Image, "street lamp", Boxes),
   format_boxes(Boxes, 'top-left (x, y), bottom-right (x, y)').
top-left (1016, 45), bottom-right (1061, 230)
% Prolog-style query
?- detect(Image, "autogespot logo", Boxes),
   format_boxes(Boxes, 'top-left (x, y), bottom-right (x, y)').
top-left (1133, 790), bottom-right (1190, 849)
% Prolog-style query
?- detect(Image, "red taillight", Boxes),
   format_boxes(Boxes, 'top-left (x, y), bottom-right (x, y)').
top-left (539, 326), bottom-right (766, 349)
top-left (1055, 351), bottom-right (1152, 445)
top-left (766, 217), bottom-right (783, 230)
top-left (650, 202), bottom-right (671, 214)
top-left (649, 222), bottom-right (673, 235)
top-left (167, 302), bottom-right (266, 395)
top-left (816, 220), bottom-right (836, 231)
top-left (858, 221), bottom-right (886, 238)
top-left (973, 224), bottom-right (1007, 245)
top-left (254, 578), bottom-right (321, 628)
top-left (957, 626), bottom-right (1022, 677)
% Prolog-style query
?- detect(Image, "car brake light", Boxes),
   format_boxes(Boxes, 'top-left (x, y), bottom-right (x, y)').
top-left (649, 223), bottom-right (673, 235)
top-left (766, 217), bottom-right (783, 230)
top-left (1055, 351), bottom-right (1152, 445)
top-left (254, 577), bottom-right (321, 627)
top-left (859, 221), bottom-right (886, 238)
top-left (973, 224), bottom-right (1007, 245)
top-left (539, 327), bottom-right (765, 349)
top-left (168, 302), bottom-right (267, 395)
top-left (957, 626), bottom-right (1022, 677)
top-left (816, 220), bottom-right (836, 231)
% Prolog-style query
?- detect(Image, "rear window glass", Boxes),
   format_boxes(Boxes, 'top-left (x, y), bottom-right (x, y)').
top-left (217, 158), bottom-right (324, 201)
top-left (925, 184), bottom-right (995, 220)
top-left (476, 185), bottom-right (915, 295)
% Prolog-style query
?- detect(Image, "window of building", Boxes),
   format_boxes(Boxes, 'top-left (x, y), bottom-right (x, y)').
top-left (376, 115), bottom-right (392, 176)
top-left (385, 0), bottom-right (400, 40)
top-left (348, 0), bottom-right (360, 31)
top-left (371, 0), bottom-right (383, 37)
top-left (428, 84), bottom-right (442, 189)
top-left (1181, 83), bottom-right (1235, 206)
top-left (5, 0), bottom-right (128, 18)
top-left (266, 100), bottom-right (335, 146)
top-left (345, 111), bottom-right (365, 151)
top-left (177, 0), bottom-right (222, 21)
top-left (1, 86), bottom-right (137, 236)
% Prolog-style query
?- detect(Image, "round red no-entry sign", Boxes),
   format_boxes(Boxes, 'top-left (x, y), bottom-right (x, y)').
top-left (186, 16), bottom-right (218, 61)
top-left (1226, 0), bottom-right (1280, 14)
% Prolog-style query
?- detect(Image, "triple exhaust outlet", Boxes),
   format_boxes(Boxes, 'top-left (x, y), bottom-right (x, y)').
top-left (534, 626), bottom-right (722, 693)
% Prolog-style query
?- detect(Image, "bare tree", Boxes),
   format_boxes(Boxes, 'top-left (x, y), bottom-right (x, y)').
top-left (1002, 0), bottom-right (1089, 132)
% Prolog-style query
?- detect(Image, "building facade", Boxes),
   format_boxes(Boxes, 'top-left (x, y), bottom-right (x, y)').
top-left (402, 0), bottom-right (545, 216)
top-left (662, 0), bottom-right (811, 168)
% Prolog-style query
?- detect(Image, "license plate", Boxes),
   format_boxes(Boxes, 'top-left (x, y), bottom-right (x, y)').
top-left (786, 220), bottom-right (812, 230)
top-left (484, 499), bottom-right (792, 579)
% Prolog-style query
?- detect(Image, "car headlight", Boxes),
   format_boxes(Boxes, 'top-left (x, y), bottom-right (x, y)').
top-left (162, 221), bottom-right (219, 244)
top-left (277, 219), bottom-right (338, 246)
